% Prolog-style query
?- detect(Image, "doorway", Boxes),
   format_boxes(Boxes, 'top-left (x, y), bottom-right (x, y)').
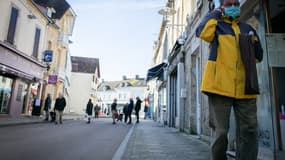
top-left (266, 0), bottom-right (285, 158)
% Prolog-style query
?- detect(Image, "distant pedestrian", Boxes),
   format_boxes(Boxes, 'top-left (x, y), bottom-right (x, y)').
top-left (127, 98), bottom-right (134, 124)
top-left (117, 110), bottom-right (123, 122)
top-left (135, 97), bottom-right (142, 123)
top-left (86, 99), bottom-right (93, 124)
top-left (144, 101), bottom-right (149, 119)
top-left (54, 93), bottom-right (66, 124)
top-left (111, 99), bottom-right (118, 124)
top-left (44, 93), bottom-right (52, 121)
top-left (94, 104), bottom-right (100, 118)
top-left (123, 103), bottom-right (129, 123)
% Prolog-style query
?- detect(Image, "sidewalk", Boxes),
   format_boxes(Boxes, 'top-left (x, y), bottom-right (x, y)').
top-left (0, 113), bottom-right (84, 127)
top-left (118, 120), bottom-right (211, 160)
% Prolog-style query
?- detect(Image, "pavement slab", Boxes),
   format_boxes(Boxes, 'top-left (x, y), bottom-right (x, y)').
top-left (121, 120), bottom-right (211, 160)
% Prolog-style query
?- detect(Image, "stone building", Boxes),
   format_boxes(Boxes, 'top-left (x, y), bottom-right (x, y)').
top-left (151, 0), bottom-right (285, 159)
top-left (0, 0), bottom-right (76, 118)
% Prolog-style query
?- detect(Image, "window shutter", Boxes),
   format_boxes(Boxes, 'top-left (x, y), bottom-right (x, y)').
top-left (32, 28), bottom-right (41, 58)
top-left (7, 7), bottom-right (19, 44)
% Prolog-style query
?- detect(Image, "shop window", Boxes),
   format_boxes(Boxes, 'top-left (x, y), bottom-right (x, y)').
top-left (0, 76), bottom-right (13, 114)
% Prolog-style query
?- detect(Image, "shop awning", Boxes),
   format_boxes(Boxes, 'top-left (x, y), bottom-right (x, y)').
top-left (146, 62), bottom-right (167, 82)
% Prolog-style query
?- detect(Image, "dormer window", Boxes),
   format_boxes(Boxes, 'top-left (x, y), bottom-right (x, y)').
top-left (47, 7), bottom-right (56, 18)
top-left (119, 82), bottom-right (132, 87)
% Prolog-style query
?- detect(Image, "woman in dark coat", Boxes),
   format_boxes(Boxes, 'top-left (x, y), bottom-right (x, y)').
top-left (86, 99), bottom-right (93, 124)
top-left (123, 103), bottom-right (129, 123)
top-left (127, 98), bottom-right (134, 124)
top-left (135, 97), bottom-right (142, 123)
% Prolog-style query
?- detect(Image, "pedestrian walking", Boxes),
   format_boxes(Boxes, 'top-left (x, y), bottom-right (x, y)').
top-left (135, 97), bottom-right (142, 123)
top-left (86, 99), bottom-right (93, 124)
top-left (54, 93), bottom-right (66, 124)
top-left (117, 110), bottom-right (123, 122)
top-left (111, 99), bottom-right (118, 124)
top-left (143, 100), bottom-right (149, 119)
top-left (195, 0), bottom-right (263, 159)
top-left (127, 98), bottom-right (134, 124)
top-left (44, 93), bottom-right (52, 121)
top-left (123, 102), bottom-right (129, 123)
top-left (94, 104), bottom-right (100, 118)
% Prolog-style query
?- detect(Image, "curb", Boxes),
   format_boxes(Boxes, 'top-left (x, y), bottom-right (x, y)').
top-left (0, 120), bottom-right (45, 128)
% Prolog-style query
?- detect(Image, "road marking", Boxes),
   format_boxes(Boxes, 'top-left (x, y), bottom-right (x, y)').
top-left (112, 124), bottom-right (135, 160)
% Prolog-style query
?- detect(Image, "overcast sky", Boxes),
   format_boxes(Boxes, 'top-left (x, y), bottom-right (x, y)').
top-left (68, 0), bottom-right (167, 81)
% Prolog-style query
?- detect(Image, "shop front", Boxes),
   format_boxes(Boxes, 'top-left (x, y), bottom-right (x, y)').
top-left (0, 42), bottom-right (45, 118)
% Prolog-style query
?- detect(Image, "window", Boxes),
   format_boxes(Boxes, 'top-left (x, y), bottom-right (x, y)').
top-left (7, 7), bottom-right (19, 44)
top-left (32, 28), bottom-right (41, 58)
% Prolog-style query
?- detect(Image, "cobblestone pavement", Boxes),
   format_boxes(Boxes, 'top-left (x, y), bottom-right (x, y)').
top-left (121, 120), bottom-right (211, 160)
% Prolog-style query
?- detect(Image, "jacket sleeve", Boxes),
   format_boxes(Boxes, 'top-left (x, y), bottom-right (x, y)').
top-left (195, 10), bottom-right (221, 43)
top-left (253, 30), bottom-right (263, 62)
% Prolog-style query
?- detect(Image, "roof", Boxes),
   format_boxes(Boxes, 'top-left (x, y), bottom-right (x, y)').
top-left (32, 0), bottom-right (70, 19)
top-left (71, 56), bottom-right (100, 76)
top-left (97, 79), bottom-right (146, 91)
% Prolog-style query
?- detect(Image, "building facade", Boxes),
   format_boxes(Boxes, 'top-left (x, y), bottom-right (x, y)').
top-left (0, 0), bottom-right (76, 118)
top-left (152, 0), bottom-right (285, 159)
top-left (97, 76), bottom-right (147, 115)
top-left (32, 0), bottom-right (76, 113)
top-left (0, 0), bottom-right (47, 117)
top-left (69, 56), bottom-right (100, 115)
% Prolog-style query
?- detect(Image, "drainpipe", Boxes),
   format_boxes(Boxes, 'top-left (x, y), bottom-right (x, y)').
top-left (167, 73), bottom-right (171, 127)
top-left (178, 61), bottom-right (185, 130)
top-left (196, 57), bottom-right (201, 137)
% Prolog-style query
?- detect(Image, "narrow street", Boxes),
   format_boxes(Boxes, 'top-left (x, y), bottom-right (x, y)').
top-left (0, 117), bottom-right (211, 160)
top-left (0, 118), bottom-right (131, 160)
top-left (1, 0), bottom-right (285, 159)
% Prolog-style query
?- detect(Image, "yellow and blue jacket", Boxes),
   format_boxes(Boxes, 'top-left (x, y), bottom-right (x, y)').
top-left (196, 10), bottom-right (263, 99)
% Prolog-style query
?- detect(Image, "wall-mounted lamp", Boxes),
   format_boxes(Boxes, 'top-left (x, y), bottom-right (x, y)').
top-left (27, 14), bottom-right (37, 19)
top-left (158, 7), bottom-right (185, 27)
top-left (158, 7), bottom-right (176, 23)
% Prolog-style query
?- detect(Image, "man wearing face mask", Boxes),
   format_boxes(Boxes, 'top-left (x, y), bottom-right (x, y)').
top-left (196, 0), bottom-right (263, 160)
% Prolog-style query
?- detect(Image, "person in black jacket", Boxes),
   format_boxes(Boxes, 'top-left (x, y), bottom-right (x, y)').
top-left (123, 102), bottom-right (129, 123)
top-left (44, 93), bottom-right (52, 121)
top-left (86, 99), bottom-right (93, 124)
top-left (111, 99), bottom-right (118, 124)
top-left (135, 97), bottom-right (142, 123)
top-left (54, 93), bottom-right (66, 124)
top-left (127, 98), bottom-right (134, 124)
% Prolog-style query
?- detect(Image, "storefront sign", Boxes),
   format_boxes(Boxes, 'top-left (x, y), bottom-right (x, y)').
top-left (48, 75), bottom-right (57, 84)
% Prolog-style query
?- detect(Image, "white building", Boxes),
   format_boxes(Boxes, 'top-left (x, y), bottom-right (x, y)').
top-left (69, 56), bottom-right (100, 114)
top-left (96, 75), bottom-right (147, 115)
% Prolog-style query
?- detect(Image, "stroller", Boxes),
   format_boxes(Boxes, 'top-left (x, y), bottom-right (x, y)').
top-left (117, 113), bottom-right (123, 122)
top-left (50, 111), bottom-right (56, 122)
